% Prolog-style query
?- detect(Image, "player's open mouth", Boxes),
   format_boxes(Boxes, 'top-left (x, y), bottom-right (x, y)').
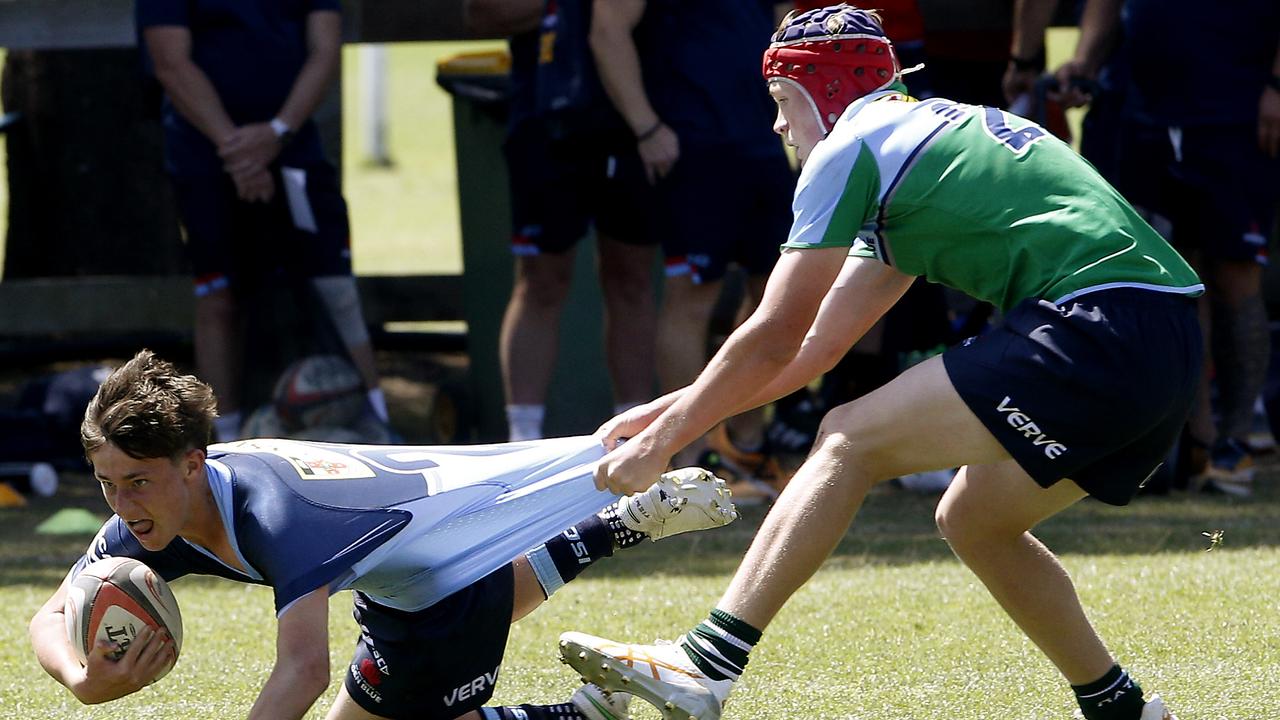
top-left (127, 519), bottom-right (154, 537)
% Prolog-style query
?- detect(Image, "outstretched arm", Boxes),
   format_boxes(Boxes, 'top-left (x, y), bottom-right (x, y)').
top-left (245, 586), bottom-right (331, 720)
top-left (30, 570), bottom-right (176, 704)
top-left (595, 246), bottom-right (850, 492)
top-left (733, 256), bottom-right (916, 414)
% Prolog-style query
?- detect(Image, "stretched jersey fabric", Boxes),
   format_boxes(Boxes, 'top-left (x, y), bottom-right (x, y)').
top-left (72, 436), bottom-right (616, 614)
top-left (783, 91), bottom-right (1204, 311)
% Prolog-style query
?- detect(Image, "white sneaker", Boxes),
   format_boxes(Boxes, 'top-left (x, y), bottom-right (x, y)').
top-left (1073, 694), bottom-right (1179, 720)
top-left (617, 467), bottom-right (738, 541)
top-left (1141, 695), bottom-right (1178, 720)
top-left (571, 683), bottom-right (632, 720)
top-left (559, 631), bottom-right (731, 720)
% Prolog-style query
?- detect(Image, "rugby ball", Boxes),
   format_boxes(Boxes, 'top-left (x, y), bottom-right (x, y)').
top-left (272, 354), bottom-right (366, 430)
top-left (64, 557), bottom-right (183, 679)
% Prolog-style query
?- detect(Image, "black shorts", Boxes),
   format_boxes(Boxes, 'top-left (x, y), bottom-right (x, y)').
top-left (657, 146), bottom-right (794, 284)
top-left (344, 565), bottom-right (515, 719)
top-left (943, 289), bottom-right (1202, 505)
top-left (171, 162), bottom-right (352, 295)
top-left (504, 121), bottom-right (656, 255)
top-left (1118, 121), bottom-right (1280, 265)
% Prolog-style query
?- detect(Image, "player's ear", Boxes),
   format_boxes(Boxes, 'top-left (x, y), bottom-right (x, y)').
top-left (180, 447), bottom-right (206, 478)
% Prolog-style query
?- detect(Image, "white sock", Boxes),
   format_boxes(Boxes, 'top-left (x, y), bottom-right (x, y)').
top-left (367, 387), bottom-right (389, 422)
top-left (214, 412), bottom-right (243, 442)
top-left (506, 404), bottom-right (545, 441)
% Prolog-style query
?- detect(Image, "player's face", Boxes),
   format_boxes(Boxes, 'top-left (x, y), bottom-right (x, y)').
top-left (91, 443), bottom-right (204, 551)
top-left (769, 80), bottom-right (825, 166)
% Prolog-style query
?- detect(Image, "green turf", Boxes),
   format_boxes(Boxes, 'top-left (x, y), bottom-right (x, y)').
top-left (1, 470), bottom-right (1276, 719)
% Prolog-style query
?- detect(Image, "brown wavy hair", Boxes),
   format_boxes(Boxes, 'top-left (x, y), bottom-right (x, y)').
top-left (81, 349), bottom-right (218, 460)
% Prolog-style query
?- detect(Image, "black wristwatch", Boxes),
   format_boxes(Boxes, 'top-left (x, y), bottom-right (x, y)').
top-left (1010, 49), bottom-right (1046, 73)
top-left (269, 117), bottom-right (296, 146)
top-left (1268, 74), bottom-right (1280, 93)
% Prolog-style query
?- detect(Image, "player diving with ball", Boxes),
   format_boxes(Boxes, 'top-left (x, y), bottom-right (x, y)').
top-left (29, 349), bottom-right (737, 720)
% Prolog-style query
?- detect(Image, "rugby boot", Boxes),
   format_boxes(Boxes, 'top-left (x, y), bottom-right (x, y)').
top-left (617, 467), bottom-right (737, 541)
top-left (560, 632), bottom-right (731, 720)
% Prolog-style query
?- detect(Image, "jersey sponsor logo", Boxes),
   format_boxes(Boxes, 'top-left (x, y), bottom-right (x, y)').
top-left (995, 396), bottom-right (1067, 459)
top-left (222, 439), bottom-right (378, 480)
top-left (442, 666), bottom-right (500, 707)
top-left (350, 662), bottom-right (383, 703)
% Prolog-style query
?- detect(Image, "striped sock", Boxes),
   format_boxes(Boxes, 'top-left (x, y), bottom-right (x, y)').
top-left (679, 608), bottom-right (762, 681)
top-left (1072, 665), bottom-right (1146, 720)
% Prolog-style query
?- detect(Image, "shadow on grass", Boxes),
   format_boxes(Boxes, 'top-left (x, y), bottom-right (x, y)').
top-left (3, 468), bottom-right (1278, 588)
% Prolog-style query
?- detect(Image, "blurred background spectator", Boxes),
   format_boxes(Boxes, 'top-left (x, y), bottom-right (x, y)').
top-left (136, 0), bottom-right (388, 441)
top-left (589, 0), bottom-right (797, 501)
top-left (465, 0), bottom-right (660, 443)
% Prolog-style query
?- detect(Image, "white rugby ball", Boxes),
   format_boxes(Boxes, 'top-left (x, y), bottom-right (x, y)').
top-left (64, 557), bottom-right (183, 680)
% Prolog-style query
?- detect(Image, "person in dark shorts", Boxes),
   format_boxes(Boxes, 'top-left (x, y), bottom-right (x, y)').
top-left (29, 350), bottom-right (738, 720)
top-left (465, 0), bottom-right (661, 443)
top-left (590, 0), bottom-right (798, 494)
top-left (137, 0), bottom-right (388, 441)
top-left (571, 6), bottom-right (1199, 720)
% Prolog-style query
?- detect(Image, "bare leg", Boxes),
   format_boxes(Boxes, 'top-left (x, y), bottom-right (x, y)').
top-left (500, 252), bottom-right (575, 406)
top-left (194, 287), bottom-right (244, 414)
top-left (658, 275), bottom-right (722, 466)
top-left (936, 462), bottom-right (1113, 684)
top-left (716, 356), bottom-right (1009, 626)
top-left (596, 235), bottom-right (657, 407)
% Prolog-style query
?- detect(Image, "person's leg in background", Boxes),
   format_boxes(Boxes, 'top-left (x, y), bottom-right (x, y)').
top-left (288, 162), bottom-right (390, 425)
top-left (596, 234), bottom-right (658, 415)
top-left (1171, 125), bottom-right (1276, 494)
top-left (700, 149), bottom-right (796, 498)
top-left (173, 173), bottom-right (248, 441)
top-left (501, 249), bottom-right (576, 440)
top-left (594, 137), bottom-right (660, 420)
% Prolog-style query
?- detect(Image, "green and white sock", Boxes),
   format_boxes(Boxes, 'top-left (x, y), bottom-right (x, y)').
top-left (680, 608), bottom-right (762, 681)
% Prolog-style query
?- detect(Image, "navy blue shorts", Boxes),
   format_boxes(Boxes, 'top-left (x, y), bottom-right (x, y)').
top-left (344, 565), bottom-right (515, 719)
top-left (943, 289), bottom-right (1202, 505)
top-left (504, 122), bottom-right (656, 255)
top-left (1118, 121), bottom-right (1280, 265)
top-left (171, 162), bottom-right (352, 295)
top-left (657, 146), bottom-right (794, 284)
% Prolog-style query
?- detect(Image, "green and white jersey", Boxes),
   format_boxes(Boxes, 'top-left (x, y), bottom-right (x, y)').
top-left (782, 91), bottom-right (1203, 311)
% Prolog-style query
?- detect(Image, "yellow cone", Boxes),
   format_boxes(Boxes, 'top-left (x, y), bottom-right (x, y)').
top-left (0, 481), bottom-right (27, 507)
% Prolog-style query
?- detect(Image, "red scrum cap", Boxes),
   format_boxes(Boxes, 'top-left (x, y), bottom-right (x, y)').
top-left (762, 4), bottom-right (902, 133)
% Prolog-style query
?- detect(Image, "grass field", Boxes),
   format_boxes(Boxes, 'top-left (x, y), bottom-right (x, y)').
top-left (1, 470), bottom-right (1276, 719)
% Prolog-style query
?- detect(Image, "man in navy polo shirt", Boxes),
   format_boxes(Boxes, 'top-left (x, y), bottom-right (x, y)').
top-left (137, 0), bottom-right (388, 441)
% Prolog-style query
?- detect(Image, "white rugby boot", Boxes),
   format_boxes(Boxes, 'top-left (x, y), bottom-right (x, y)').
top-left (559, 632), bottom-right (732, 720)
top-left (1141, 695), bottom-right (1178, 720)
top-left (617, 467), bottom-right (737, 541)
top-left (1073, 694), bottom-right (1179, 720)
top-left (570, 683), bottom-right (632, 720)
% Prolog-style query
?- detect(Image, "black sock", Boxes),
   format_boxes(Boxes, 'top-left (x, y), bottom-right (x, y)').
top-left (1072, 665), bottom-right (1146, 720)
top-left (543, 515), bottom-right (614, 582)
top-left (482, 703), bottom-right (585, 720)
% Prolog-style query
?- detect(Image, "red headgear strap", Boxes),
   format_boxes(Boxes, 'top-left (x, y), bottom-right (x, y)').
top-left (762, 34), bottom-right (900, 134)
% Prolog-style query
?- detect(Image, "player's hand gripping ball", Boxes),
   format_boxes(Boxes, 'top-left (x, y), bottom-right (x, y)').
top-left (64, 557), bottom-right (183, 680)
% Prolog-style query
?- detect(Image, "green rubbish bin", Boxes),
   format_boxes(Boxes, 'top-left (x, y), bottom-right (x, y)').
top-left (437, 51), bottom-right (617, 442)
